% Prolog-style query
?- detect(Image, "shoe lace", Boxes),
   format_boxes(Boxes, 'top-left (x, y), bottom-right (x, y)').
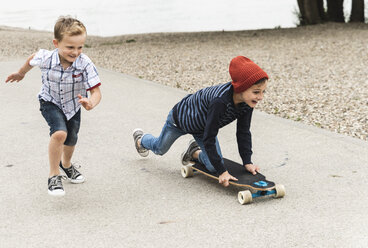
top-left (67, 163), bottom-right (81, 177)
top-left (71, 162), bottom-right (81, 169)
top-left (50, 175), bottom-right (67, 187)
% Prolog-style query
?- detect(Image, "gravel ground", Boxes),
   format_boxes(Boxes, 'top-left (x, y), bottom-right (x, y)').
top-left (1, 23), bottom-right (367, 140)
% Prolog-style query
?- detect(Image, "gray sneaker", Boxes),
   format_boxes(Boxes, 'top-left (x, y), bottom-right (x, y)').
top-left (48, 175), bottom-right (66, 196)
top-left (133, 128), bottom-right (149, 157)
top-left (59, 162), bottom-right (85, 184)
top-left (181, 139), bottom-right (200, 165)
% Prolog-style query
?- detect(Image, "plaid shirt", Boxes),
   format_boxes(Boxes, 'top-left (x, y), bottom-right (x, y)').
top-left (30, 49), bottom-right (101, 120)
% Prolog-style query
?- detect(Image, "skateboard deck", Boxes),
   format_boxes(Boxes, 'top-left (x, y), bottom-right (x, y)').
top-left (181, 158), bottom-right (285, 204)
top-left (193, 158), bottom-right (275, 190)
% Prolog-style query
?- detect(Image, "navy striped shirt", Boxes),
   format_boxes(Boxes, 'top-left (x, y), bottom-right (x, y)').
top-left (173, 82), bottom-right (253, 175)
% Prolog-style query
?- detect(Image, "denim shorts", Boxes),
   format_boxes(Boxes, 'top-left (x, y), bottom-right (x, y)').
top-left (39, 100), bottom-right (81, 146)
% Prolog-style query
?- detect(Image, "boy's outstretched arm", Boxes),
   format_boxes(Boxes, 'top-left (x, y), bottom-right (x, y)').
top-left (78, 86), bottom-right (101, 111)
top-left (5, 54), bottom-right (35, 83)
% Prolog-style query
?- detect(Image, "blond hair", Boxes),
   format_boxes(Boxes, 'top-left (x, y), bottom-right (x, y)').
top-left (54, 16), bottom-right (87, 41)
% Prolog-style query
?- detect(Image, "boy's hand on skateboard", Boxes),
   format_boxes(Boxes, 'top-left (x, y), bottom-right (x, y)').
top-left (78, 94), bottom-right (93, 110)
top-left (219, 171), bottom-right (238, 187)
top-left (245, 163), bottom-right (259, 175)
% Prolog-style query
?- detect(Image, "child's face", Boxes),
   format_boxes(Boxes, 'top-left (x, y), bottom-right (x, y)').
top-left (237, 81), bottom-right (267, 108)
top-left (53, 33), bottom-right (86, 68)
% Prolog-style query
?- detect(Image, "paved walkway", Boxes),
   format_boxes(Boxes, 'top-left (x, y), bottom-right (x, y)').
top-left (1, 60), bottom-right (368, 247)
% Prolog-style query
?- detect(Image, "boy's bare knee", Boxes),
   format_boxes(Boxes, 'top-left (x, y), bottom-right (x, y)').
top-left (51, 130), bottom-right (67, 143)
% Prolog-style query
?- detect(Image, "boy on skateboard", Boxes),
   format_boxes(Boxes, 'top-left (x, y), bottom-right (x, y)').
top-left (5, 16), bottom-right (102, 196)
top-left (133, 56), bottom-right (268, 187)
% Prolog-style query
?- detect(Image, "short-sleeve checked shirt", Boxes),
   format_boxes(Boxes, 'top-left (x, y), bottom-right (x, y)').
top-left (30, 49), bottom-right (101, 120)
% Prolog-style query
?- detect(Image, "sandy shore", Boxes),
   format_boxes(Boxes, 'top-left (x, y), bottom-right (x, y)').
top-left (1, 23), bottom-right (367, 141)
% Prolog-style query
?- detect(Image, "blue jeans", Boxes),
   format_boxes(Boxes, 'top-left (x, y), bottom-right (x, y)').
top-left (39, 100), bottom-right (81, 146)
top-left (141, 110), bottom-right (222, 173)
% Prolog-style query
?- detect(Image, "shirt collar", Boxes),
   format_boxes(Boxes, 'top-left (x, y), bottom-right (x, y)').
top-left (72, 55), bottom-right (84, 70)
top-left (50, 49), bottom-right (60, 68)
top-left (227, 83), bottom-right (236, 108)
top-left (51, 49), bottom-right (84, 70)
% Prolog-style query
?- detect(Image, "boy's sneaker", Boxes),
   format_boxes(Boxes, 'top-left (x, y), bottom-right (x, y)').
top-left (133, 128), bottom-right (149, 157)
top-left (59, 162), bottom-right (85, 184)
top-left (48, 175), bottom-right (65, 196)
top-left (181, 139), bottom-right (200, 165)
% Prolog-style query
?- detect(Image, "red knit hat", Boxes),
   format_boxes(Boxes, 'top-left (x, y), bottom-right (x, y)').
top-left (229, 56), bottom-right (268, 93)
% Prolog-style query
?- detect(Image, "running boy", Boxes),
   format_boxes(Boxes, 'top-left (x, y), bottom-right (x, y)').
top-left (133, 56), bottom-right (268, 187)
top-left (5, 16), bottom-right (102, 196)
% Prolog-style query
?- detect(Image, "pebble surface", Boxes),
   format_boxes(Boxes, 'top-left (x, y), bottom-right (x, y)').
top-left (1, 23), bottom-right (367, 141)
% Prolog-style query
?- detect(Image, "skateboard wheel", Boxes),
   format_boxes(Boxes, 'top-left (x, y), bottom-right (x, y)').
top-left (274, 184), bottom-right (286, 198)
top-left (181, 166), bottom-right (194, 178)
top-left (238, 190), bottom-right (252, 205)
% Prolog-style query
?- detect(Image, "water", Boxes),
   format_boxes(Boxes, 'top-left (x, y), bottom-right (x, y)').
top-left (0, 0), bottom-right (324, 37)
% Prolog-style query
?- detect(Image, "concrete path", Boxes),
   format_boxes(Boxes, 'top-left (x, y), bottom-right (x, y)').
top-left (1, 60), bottom-right (368, 247)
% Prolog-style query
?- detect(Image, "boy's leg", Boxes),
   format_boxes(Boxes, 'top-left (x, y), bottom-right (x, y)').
top-left (60, 144), bottom-right (84, 183)
top-left (49, 131), bottom-right (67, 177)
top-left (59, 110), bottom-right (85, 183)
top-left (62, 145), bottom-right (75, 168)
top-left (192, 136), bottom-right (223, 173)
top-left (40, 100), bottom-right (69, 195)
top-left (61, 109), bottom-right (80, 168)
top-left (40, 101), bottom-right (68, 177)
top-left (138, 110), bottom-right (186, 156)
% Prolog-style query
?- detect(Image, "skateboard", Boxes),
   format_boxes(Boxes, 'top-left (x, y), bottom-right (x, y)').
top-left (181, 158), bottom-right (285, 205)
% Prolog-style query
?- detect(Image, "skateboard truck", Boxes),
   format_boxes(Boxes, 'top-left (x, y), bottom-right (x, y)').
top-left (237, 184), bottom-right (285, 205)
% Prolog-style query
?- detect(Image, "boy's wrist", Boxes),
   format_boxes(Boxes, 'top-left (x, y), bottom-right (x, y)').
top-left (18, 70), bottom-right (26, 76)
top-left (18, 63), bottom-right (32, 76)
